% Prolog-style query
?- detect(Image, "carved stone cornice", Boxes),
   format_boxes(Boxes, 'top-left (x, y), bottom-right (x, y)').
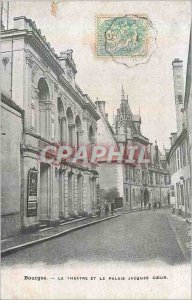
top-left (26, 52), bottom-right (33, 67)
top-left (31, 87), bottom-right (39, 100)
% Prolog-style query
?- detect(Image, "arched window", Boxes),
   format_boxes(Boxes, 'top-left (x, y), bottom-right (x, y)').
top-left (75, 115), bottom-right (82, 149)
top-left (38, 78), bottom-right (50, 139)
top-left (57, 98), bottom-right (65, 144)
top-left (66, 107), bottom-right (74, 146)
top-left (88, 126), bottom-right (95, 157)
top-left (88, 126), bottom-right (94, 143)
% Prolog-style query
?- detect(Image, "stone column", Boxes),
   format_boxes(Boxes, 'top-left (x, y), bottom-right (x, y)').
top-left (25, 52), bottom-right (33, 129)
top-left (59, 172), bottom-right (63, 218)
top-left (74, 172), bottom-right (78, 215)
top-left (82, 174), bottom-right (85, 212)
top-left (49, 164), bottom-right (60, 226)
top-left (61, 116), bottom-right (67, 143)
top-left (68, 124), bottom-right (75, 146)
top-left (83, 174), bottom-right (90, 213)
top-left (64, 172), bottom-right (69, 218)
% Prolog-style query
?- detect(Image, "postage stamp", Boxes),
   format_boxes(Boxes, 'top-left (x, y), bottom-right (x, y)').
top-left (96, 15), bottom-right (157, 67)
top-left (96, 15), bottom-right (149, 57)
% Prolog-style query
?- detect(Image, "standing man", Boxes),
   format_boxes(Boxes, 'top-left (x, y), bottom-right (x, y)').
top-left (111, 201), bottom-right (115, 215)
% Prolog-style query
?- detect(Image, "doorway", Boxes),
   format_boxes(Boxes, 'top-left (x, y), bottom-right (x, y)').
top-left (39, 163), bottom-right (50, 220)
top-left (144, 188), bottom-right (149, 208)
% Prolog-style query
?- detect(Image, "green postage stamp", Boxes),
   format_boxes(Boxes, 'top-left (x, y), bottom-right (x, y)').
top-left (96, 15), bottom-right (157, 66)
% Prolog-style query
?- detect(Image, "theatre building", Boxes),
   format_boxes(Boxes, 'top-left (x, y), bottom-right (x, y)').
top-left (1, 16), bottom-right (100, 237)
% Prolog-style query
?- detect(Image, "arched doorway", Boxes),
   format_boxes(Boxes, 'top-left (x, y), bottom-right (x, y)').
top-left (39, 163), bottom-right (50, 221)
top-left (144, 188), bottom-right (149, 208)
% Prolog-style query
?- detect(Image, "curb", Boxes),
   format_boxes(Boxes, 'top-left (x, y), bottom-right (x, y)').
top-left (1, 214), bottom-right (122, 257)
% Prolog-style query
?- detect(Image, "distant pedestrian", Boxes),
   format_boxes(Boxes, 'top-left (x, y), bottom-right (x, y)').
top-left (111, 202), bottom-right (115, 215)
top-left (105, 204), bottom-right (109, 216)
top-left (158, 201), bottom-right (161, 209)
top-left (148, 203), bottom-right (151, 210)
top-left (153, 202), bottom-right (157, 211)
top-left (97, 205), bottom-right (101, 217)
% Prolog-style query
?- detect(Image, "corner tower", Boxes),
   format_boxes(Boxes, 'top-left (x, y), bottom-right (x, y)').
top-left (172, 58), bottom-right (184, 135)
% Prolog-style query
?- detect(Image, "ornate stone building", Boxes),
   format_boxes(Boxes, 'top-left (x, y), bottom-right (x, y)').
top-left (113, 87), bottom-right (170, 209)
top-left (1, 16), bottom-right (100, 236)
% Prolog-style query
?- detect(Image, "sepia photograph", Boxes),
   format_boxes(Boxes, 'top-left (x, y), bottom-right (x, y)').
top-left (0, 0), bottom-right (191, 299)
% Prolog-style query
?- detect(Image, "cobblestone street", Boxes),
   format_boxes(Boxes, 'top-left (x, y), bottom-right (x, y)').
top-left (2, 208), bottom-right (190, 267)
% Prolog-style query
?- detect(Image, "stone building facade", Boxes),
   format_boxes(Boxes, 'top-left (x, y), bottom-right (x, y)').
top-left (113, 87), bottom-right (170, 209)
top-left (168, 32), bottom-right (192, 218)
top-left (1, 16), bottom-right (100, 236)
top-left (96, 100), bottom-right (124, 200)
top-left (1, 93), bottom-right (24, 238)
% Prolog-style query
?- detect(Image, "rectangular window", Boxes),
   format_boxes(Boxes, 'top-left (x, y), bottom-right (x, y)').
top-left (180, 184), bottom-right (184, 206)
top-left (155, 173), bottom-right (158, 185)
top-left (125, 165), bottom-right (129, 180)
top-left (177, 149), bottom-right (180, 170)
top-left (180, 145), bottom-right (183, 168)
top-left (150, 171), bottom-right (153, 185)
top-left (177, 94), bottom-right (183, 103)
top-left (183, 141), bottom-right (187, 167)
top-left (176, 183), bottom-right (180, 205)
top-left (187, 179), bottom-right (190, 208)
top-left (126, 187), bottom-right (129, 202)
top-left (142, 171), bottom-right (145, 183)
top-left (170, 185), bottom-right (175, 197)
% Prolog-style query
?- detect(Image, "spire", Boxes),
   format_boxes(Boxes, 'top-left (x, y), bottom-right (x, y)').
top-left (121, 84), bottom-right (125, 100)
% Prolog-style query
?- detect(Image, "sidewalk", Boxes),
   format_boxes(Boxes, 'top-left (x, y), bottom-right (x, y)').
top-left (1, 212), bottom-right (123, 256)
top-left (168, 211), bottom-right (191, 262)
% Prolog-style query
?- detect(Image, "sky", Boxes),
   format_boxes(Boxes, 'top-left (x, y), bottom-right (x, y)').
top-left (6, 0), bottom-right (192, 150)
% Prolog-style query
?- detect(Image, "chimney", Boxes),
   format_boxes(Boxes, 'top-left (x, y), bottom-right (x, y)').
top-left (13, 16), bottom-right (33, 31)
top-left (59, 49), bottom-right (76, 72)
top-left (95, 100), bottom-right (105, 116)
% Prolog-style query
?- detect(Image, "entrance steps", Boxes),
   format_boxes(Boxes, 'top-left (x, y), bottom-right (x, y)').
top-left (39, 216), bottom-right (88, 232)
top-left (59, 216), bottom-right (87, 226)
top-left (39, 223), bottom-right (54, 232)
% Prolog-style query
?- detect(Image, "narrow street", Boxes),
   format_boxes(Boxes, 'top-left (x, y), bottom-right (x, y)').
top-left (1, 209), bottom-right (189, 266)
